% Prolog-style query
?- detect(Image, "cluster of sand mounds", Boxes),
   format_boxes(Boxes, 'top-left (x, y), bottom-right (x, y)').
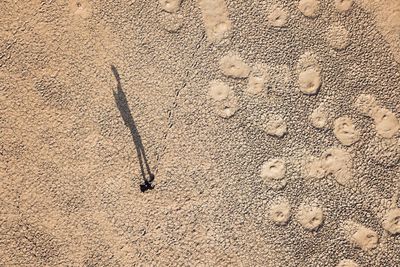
top-left (3, 0), bottom-right (400, 265)
top-left (206, 51), bottom-right (257, 118)
top-left (268, 198), bottom-right (324, 231)
top-left (208, 50), bottom-right (297, 119)
top-left (208, 49), bottom-right (329, 121)
top-left (212, 49), bottom-right (325, 105)
top-left (355, 94), bottom-right (399, 138)
top-left (208, 80), bottom-right (238, 118)
top-left (198, 0), bottom-right (232, 43)
top-left (304, 147), bottom-right (353, 186)
top-left (201, 4), bottom-right (399, 263)
top-left (296, 52), bottom-right (322, 95)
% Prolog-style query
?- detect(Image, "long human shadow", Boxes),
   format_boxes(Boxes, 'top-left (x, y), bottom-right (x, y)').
top-left (111, 65), bottom-right (154, 192)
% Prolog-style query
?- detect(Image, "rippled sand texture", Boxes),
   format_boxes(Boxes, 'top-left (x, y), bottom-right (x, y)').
top-left (1, 0), bottom-right (399, 266)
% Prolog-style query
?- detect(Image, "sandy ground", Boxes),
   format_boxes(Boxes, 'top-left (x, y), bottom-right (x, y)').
top-left (1, 0), bottom-right (400, 266)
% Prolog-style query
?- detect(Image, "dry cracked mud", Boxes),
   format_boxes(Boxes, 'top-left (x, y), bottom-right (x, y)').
top-left (1, 0), bottom-right (400, 266)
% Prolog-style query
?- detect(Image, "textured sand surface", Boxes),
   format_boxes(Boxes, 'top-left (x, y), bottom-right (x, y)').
top-left (1, 0), bottom-right (400, 266)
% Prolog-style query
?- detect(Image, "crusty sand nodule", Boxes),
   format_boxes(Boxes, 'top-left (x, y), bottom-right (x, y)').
top-left (1, 0), bottom-right (400, 266)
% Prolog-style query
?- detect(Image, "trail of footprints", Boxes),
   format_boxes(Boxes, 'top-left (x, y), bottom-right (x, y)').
top-left (158, 0), bottom-right (400, 264)
top-left (201, 0), bottom-right (400, 265)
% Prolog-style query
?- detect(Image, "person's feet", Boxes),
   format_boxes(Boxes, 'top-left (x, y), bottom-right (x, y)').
top-left (140, 175), bottom-right (155, 192)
